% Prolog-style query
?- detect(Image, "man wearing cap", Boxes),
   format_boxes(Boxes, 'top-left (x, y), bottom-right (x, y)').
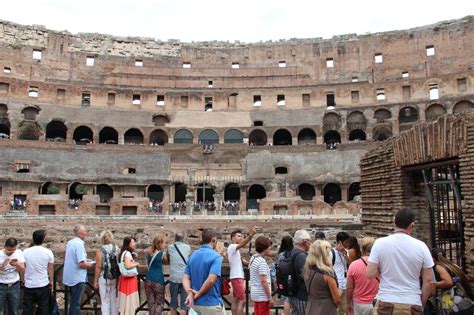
top-left (288, 229), bottom-right (312, 315)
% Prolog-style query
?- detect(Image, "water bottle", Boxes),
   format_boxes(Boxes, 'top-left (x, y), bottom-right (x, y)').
top-left (270, 263), bottom-right (276, 278)
top-left (287, 274), bottom-right (294, 294)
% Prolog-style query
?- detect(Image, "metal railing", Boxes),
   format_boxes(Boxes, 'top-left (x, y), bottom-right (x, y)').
top-left (53, 265), bottom-right (284, 314)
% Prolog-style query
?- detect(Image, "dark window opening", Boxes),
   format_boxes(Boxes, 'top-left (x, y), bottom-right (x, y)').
top-left (56, 89), bottom-right (66, 100)
top-left (302, 94), bottom-right (310, 107)
top-left (224, 129), bottom-right (243, 144)
top-left (324, 130), bottom-right (341, 144)
top-left (247, 184), bottom-right (266, 210)
top-left (298, 128), bottom-right (316, 145)
top-left (224, 183), bottom-right (240, 201)
top-left (298, 183), bottom-right (315, 201)
top-left (97, 184), bottom-right (113, 203)
top-left (174, 129), bottom-right (193, 144)
top-left (324, 183), bottom-right (341, 205)
top-left (277, 95), bottom-right (285, 106)
top-left (99, 127), bottom-right (118, 144)
top-left (69, 182), bottom-right (85, 200)
top-left (403, 85), bottom-right (411, 100)
top-left (174, 183), bottom-right (187, 202)
top-left (399, 107), bottom-right (418, 124)
top-left (351, 91), bottom-right (359, 103)
top-left (253, 95), bottom-right (262, 106)
top-left (197, 183), bottom-right (215, 203)
top-left (73, 126), bottom-right (93, 144)
top-left (81, 92), bottom-right (90, 107)
top-left (147, 185), bottom-right (164, 201)
top-left (0, 82), bottom-right (10, 94)
top-left (199, 129), bottom-right (219, 145)
top-left (107, 93), bottom-right (115, 105)
top-left (273, 129), bottom-right (292, 145)
top-left (348, 129), bottom-right (366, 141)
top-left (181, 96), bottom-right (189, 107)
top-left (248, 129), bottom-right (267, 146)
top-left (326, 94), bottom-right (335, 108)
top-left (348, 182), bottom-right (361, 201)
top-left (39, 205), bottom-right (55, 215)
top-left (132, 94), bottom-right (141, 105)
top-left (46, 120), bottom-right (67, 141)
top-left (457, 78), bottom-right (467, 92)
top-left (157, 95), bottom-right (165, 106)
top-left (122, 206), bottom-right (137, 215)
top-left (253, 121), bottom-right (263, 126)
top-left (150, 129), bottom-right (168, 145)
top-left (275, 167), bottom-right (288, 175)
top-left (124, 128), bottom-right (144, 144)
top-left (205, 97), bottom-right (213, 112)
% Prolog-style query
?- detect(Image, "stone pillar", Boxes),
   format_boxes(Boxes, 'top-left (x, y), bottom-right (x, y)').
top-left (239, 185), bottom-right (247, 214)
top-left (315, 184), bottom-right (323, 197)
top-left (118, 134), bottom-right (124, 145)
top-left (185, 188), bottom-right (194, 216)
top-left (341, 184), bottom-right (349, 202)
top-left (162, 185), bottom-right (170, 215)
top-left (292, 137), bottom-right (298, 145)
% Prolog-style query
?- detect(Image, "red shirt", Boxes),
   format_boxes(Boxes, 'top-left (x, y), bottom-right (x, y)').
top-left (347, 257), bottom-right (379, 304)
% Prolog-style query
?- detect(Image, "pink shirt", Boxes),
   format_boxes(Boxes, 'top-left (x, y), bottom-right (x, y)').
top-left (347, 257), bottom-right (379, 304)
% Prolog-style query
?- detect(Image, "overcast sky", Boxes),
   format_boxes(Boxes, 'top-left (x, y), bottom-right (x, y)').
top-left (1, 0), bottom-right (473, 42)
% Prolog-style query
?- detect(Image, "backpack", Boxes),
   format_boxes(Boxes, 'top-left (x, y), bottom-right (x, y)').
top-left (101, 246), bottom-right (121, 280)
top-left (275, 251), bottom-right (302, 297)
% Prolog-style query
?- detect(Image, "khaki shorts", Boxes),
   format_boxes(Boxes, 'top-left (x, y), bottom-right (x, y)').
top-left (374, 301), bottom-right (423, 315)
top-left (338, 289), bottom-right (346, 315)
top-left (192, 304), bottom-right (226, 315)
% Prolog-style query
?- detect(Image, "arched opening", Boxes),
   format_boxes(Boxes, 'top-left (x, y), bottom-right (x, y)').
top-left (324, 183), bottom-right (341, 205)
top-left (69, 182), bottom-right (85, 200)
top-left (399, 106), bottom-right (418, 124)
top-left (0, 124), bottom-right (10, 138)
top-left (21, 106), bottom-right (40, 120)
top-left (348, 182), bottom-right (361, 201)
top-left (152, 114), bottom-right (170, 126)
top-left (348, 129), bottom-right (367, 141)
top-left (73, 126), bottom-right (93, 144)
top-left (425, 104), bottom-right (447, 121)
top-left (298, 183), bottom-right (315, 201)
top-left (224, 183), bottom-right (240, 201)
top-left (273, 129), bottom-right (292, 146)
top-left (99, 127), bottom-right (118, 144)
top-left (247, 184), bottom-right (266, 210)
top-left (174, 183), bottom-right (187, 202)
top-left (374, 108), bottom-right (392, 123)
top-left (149, 129), bottom-right (168, 145)
top-left (17, 122), bottom-right (41, 140)
top-left (40, 182), bottom-right (55, 194)
top-left (147, 185), bottom-right (164, 201)
top-left (224, 129), bottom-right (243, 144)
top-left (248, 129), bottom-right (267, 146)
top-left (174, 129), bottom-right (193, 144)
top-left (373, 125), bottom-right (392, 141)
top-left (124, 128), bottom-right (144, 144)
top-left (297, 128), bottom-right (316, 145)
top-left (196, 183), bottom-right (215, 202)
top-left (199, 129), bottom-right (219, 145)
top-left (453, 100), bottom-right (474, 113)
top-left (97, 184), bottom-right (113, 203)
top-left (46, 120), bottom-right (67, 141)
top-left (324, 130), bottom-right (341, 144)
top-left (347, 111), bottom-right (367, 132)
top-left (323, 112), bottom-right (342, 132)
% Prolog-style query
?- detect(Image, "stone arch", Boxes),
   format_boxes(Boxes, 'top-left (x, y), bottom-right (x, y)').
top-left (298, 183), bottom-right (315, 201)
top-left (97, 184), bottom-right (113, 203)
top-left (372, 125), bottom-right (392, 141)
top-left (21, 105), bottom-right (40, 120)
top-left (40, 182), bottom-right (57, 194)
top-left (426, 103), bottom-right (447, 121)
top-left (73, 125), bottom-right (93, 144)
top-left (248, 129), bottom-right (267, 146)
top-left (69, 182), bottom-right (84, 200)
top-left (374, 108), bottom-right (392, 123)
top-left (347, 110), bottom-right (367, 131)
top-left (348, 129), bottom-right (366, 141)
top-left (124, 128), bottom-right (144, 144)
top-left (224, 129), bottom-right (243, 144)
top-left (323, 183), bottom-right (341, 205)
top-left (399, 106), bottom-right (419, 124)
top-left (224, 183), bottom-right (240, 201)
top-left (174, 129), bottom-right (193, 144)
top-left (46, 120), bottom-right (67, 141)
top-left (273, 129), bottom-right (292, 146)
top-left (149, 129), bottom-right (168, 145)
top-left (17, 121), bottom-right (41, 140)
top-left (199, 129), bottom-right (219, 145)
top-left (298, 128), bottom-right (316, 145)
top-left (323, 130), bottom-right (341, 144)
top-left (348, 182), bottom-right (361, 201)
top-left (197, 182), bottom-right (215, 202)
top-left (152, 114), bottom-right (170, 126)
top-left (99, 127), bottom-right (118, 144)
top-left (247, 184), bottom-right (266, 210)
top-left (323, 112), bottom-right (342, 133)
top-left (453, 100), bottom-right (474, 113)
top-left (147, 185), bottom-right (164, 201)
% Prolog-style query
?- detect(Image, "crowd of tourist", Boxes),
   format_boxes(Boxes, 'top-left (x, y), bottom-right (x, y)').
top-left (68, 199), bottom-right (81, 210)
top-left (0, 208), bottom-right (473, 315)
top-left (9, 197), bottom-right (27, 210)
top-left (149, 200), bottom-right (163, 213)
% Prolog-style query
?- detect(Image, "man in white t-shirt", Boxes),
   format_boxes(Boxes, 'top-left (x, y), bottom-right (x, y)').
top-left (23, 229), bottom-right (55, 315)
top-left (228, 226), bottom-right (256, 315)
top-left (367, 208), bottom-right (434, 314)
top-left (0, 238), bottom-right (25, 315)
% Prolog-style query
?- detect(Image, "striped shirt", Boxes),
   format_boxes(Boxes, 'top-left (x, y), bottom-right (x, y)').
top-left (249, 255), bottom-right (271, 302)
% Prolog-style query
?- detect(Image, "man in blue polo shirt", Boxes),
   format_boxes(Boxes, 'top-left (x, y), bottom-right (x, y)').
top-left (63, 225), bottom-right (94, 315)
top-left (183, 228), bottom-right (225, 315)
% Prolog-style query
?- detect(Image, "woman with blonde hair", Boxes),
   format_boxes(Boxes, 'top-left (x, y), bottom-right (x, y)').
top-left (93, 230), bottom-right (120, 315)
top-left (346, 237), bottom-right (379, 315)
top-left (303, 240), bottom-right (340, 315)
top-left (144, 235), bottom-right (167, 315)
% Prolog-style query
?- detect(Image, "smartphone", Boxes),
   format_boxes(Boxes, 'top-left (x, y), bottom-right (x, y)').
top-left (216, 241), bottom-right (225, 253)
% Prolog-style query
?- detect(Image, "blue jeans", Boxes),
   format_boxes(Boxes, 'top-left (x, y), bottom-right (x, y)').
top-left (169, 281), bottom-right (188, 311)
top-left (0, 282), bottom-right (20, 315)
top-left (68, 282), bottom-right (85, 315)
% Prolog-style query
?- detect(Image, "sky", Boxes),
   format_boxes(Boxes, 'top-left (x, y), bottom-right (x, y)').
top-left (1, 0), bottom-right (473, 42)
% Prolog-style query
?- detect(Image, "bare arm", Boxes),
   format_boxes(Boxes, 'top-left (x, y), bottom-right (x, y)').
top-left (346, 276), bottom-right (355, 315)
top-left (79, 260), bottom-right (92, 269)
top-left (162, 250), bottom-right (169, 265)
top-left (324, 275), bottom-right (341, 306)
top-left (93, 250), bottom-right (102, 289)
top-left (366, 261), bottom-right (380, 279)
top-left (10, 260), bottom-right (25, 273)
top-left (183, 274), bottom-right (195, 308)
top-left (124, 256), bottom-right (139, 269)
top-left (434, 265), bottom-right (453, 289)
top-left (194, 274), bottom-right (219, 300)
top-left (48, 262), bottom-right (54, 287)
top-left (236, 227), bottom-right (257, 250)
top-left (421, 267), bottom-right (434, 306)
top-left (259, 274), bottom-right (272, 300)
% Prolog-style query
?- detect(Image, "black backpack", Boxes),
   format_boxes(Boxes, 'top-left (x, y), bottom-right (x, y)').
top-left (275, 251), bottom-right (301, 297)
top-left (101, 246), bottom-right (121, 280)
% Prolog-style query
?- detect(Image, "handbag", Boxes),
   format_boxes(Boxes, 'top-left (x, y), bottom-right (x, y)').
top-left (221, 277), bottom-right (231, 296)
top-left (119, 251), bottom-right (138, 277)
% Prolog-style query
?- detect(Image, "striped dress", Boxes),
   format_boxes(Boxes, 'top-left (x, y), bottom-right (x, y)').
top-left (118, 251), bottom-right (139, 315)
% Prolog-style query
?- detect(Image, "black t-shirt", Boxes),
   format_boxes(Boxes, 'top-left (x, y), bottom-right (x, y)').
top-left (290, 247), bottom-right (308, 301)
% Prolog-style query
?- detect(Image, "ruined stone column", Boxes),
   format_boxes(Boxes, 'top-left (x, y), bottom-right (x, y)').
top-left (239, 185), bottom-right (247, 214)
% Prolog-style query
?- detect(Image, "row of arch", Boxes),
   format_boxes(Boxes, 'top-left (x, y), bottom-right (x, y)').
top-left (40, 181), bottom-right (360, 206)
